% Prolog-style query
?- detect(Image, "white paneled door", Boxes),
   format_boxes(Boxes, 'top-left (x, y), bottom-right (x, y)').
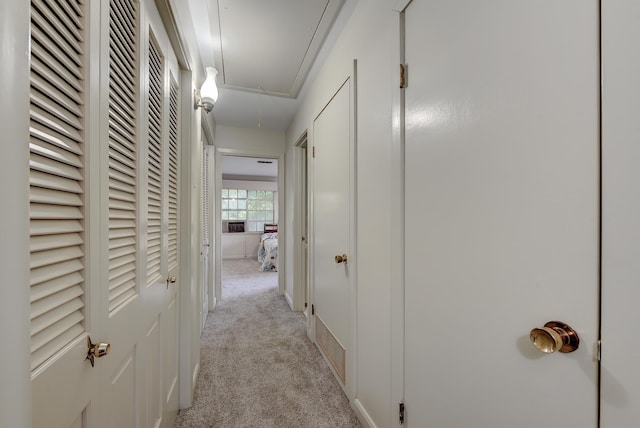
top-left (404, 1), bottom-right (600, 426)
top-left (30, 1), bottom-right (181, 426)
top-left (312, 77), bottom-right (354, 395)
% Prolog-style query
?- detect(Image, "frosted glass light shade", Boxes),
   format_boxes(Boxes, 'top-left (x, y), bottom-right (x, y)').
top-left (200, 67), bottom-right (218, 107)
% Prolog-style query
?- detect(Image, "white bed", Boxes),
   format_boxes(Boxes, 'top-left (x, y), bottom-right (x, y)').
top-left (257, 224), bottom-right (278, 271)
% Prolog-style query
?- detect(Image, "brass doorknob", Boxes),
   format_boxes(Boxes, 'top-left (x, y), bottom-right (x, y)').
top-left (86, 336), bottom-right (111, 367)
top-left (335, 254), bottom-right (348, 264)
top-left (168, 276), bottom-right (176, 283)
top-left (529, 321), bottom-right (579, 354)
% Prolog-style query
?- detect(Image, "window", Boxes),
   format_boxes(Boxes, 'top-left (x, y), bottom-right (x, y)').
top-left (222, 189), bottom-right (275, 232)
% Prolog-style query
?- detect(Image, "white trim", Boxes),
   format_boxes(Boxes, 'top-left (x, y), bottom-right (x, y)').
top-left (349, 60), bottom-right (359, 402)
top-left (285, 292), bottom-right (294, 310)
top-left (390, 7), bottom-right (405, 428)
top-left (214, 148), bottom-right (286, 300)
top-left (393, 0), bottom-right (412, 13)
top-left (178, 70), bottom-right (198, 408)
top-left (601, 0), bottom-right (640, 424)
top-left (0, 1), bottom-right (31, 425)
top-left (352, 398), bottom-right (378, 428)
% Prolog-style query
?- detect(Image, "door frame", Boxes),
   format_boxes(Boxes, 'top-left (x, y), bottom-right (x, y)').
top-left (600, 0), bottom-right (640, 424)
top-left (292, 131), bottom-right (309, 313)
top-left (214, 148), bottom-right (286, 301)
top-left (201, 124), bottom-right (216, 324)
top-left (2, 1), bottom-right (36, 426)
top-left (390, 3), bottom-right (410, 426)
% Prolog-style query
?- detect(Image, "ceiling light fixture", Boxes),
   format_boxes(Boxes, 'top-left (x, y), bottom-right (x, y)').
top-left (194, 67), bottom-right (218, 113)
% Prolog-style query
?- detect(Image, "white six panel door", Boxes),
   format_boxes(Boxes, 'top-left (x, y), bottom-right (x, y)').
top-left (404, 1), bottom-right (600, 426)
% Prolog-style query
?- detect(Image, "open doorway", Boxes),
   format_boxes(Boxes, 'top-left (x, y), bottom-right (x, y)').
top-left (219, 155), bottom-right (280, 299)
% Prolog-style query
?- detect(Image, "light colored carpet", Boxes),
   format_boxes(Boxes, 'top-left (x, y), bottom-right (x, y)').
top-left (174, 258), bottom-right (362, 428)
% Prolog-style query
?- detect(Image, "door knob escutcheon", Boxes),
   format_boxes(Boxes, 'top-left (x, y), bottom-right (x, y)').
top-left (530, 321), bottom-right (579, 354)
top-left (335, 254), bottom-right (348, 264)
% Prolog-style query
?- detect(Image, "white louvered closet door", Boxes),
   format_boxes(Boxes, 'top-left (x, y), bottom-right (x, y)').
top-left (99, 0), bottom-right (182, 426)
top-left (30, 0), bottom-right (182, 426)
top-left (201, 144), bottom-right (210, 331)
top-left (29, 1), bottom-right (103, 427)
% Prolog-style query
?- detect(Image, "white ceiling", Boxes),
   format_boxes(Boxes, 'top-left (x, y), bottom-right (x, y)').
top-left (221, 156), bottom-right (278, 178)
top-left (188, 0), bottom-right (352, 130)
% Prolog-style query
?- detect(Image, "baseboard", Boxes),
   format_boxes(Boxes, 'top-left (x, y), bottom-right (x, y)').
top-left (352, 398), bottom-right (377, 428)
top-left (192, 362), bottom-right (200, 395)
top-left (285, 291), bottom-right (294, 310)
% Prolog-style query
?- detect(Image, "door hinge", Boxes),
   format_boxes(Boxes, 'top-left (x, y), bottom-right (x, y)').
top-left (312, 146), bottom-right (316, 158)
top-left (399, 401), bottom-right (405, 424)
top-left (311, 304), bottom-right (315, 315)
top-left (400, 64), bottom-right (408, 89)
top-left (597, 340), bottom-right (601, 362)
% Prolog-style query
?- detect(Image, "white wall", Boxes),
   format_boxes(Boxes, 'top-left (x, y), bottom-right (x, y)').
top-left (285, 2), bottom-right (398, 426)
top-left (215, 125), bottom-right (285, 154)
top-left (222, 180), bottom-right (278, 191)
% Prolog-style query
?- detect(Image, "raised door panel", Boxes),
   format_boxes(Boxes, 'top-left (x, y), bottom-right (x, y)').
top-left (164, 297), bottom-right (179, 415)
top-left (109, 353), bottom-right (136, 428)
top-left (142, 320), bottom-right (162, 428)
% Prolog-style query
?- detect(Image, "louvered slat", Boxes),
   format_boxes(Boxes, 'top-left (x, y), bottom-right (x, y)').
top-left (108, 0), bottom-right (138, 311)
top-left (30, 121), bottom-right (83, 155)
top-left (146, 36), bottom-right (163, 283)
top-left (30, 203), bottom-right (83, 220)
top-left (29, 0), bottom-right (85, 372)
top-left (31, 233), bottom-right (83, 252)
top-left (168, 75), bottom-right (179, 268)
top-left (31, 272), bottom-right (83, 303)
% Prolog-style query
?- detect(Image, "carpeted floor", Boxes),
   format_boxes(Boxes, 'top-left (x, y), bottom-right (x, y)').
top-left (174, 258), bottom-right (362, 428)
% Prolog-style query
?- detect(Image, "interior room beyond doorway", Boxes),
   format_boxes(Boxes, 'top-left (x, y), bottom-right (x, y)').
top-left (220, 155), bottom-right (280, 299)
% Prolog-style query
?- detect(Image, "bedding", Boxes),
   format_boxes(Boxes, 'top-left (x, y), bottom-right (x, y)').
top-left (258, 232), bottom-right (278, 271)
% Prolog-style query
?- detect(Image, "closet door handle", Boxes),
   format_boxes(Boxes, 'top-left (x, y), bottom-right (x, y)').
top-left (530, 321), bottom-right (579, 353)
top-left (335, 254), bottom-right (348, 264)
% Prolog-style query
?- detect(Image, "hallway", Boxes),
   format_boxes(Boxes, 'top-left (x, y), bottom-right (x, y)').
top-left (174, 259), bottom-right (361, 427)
